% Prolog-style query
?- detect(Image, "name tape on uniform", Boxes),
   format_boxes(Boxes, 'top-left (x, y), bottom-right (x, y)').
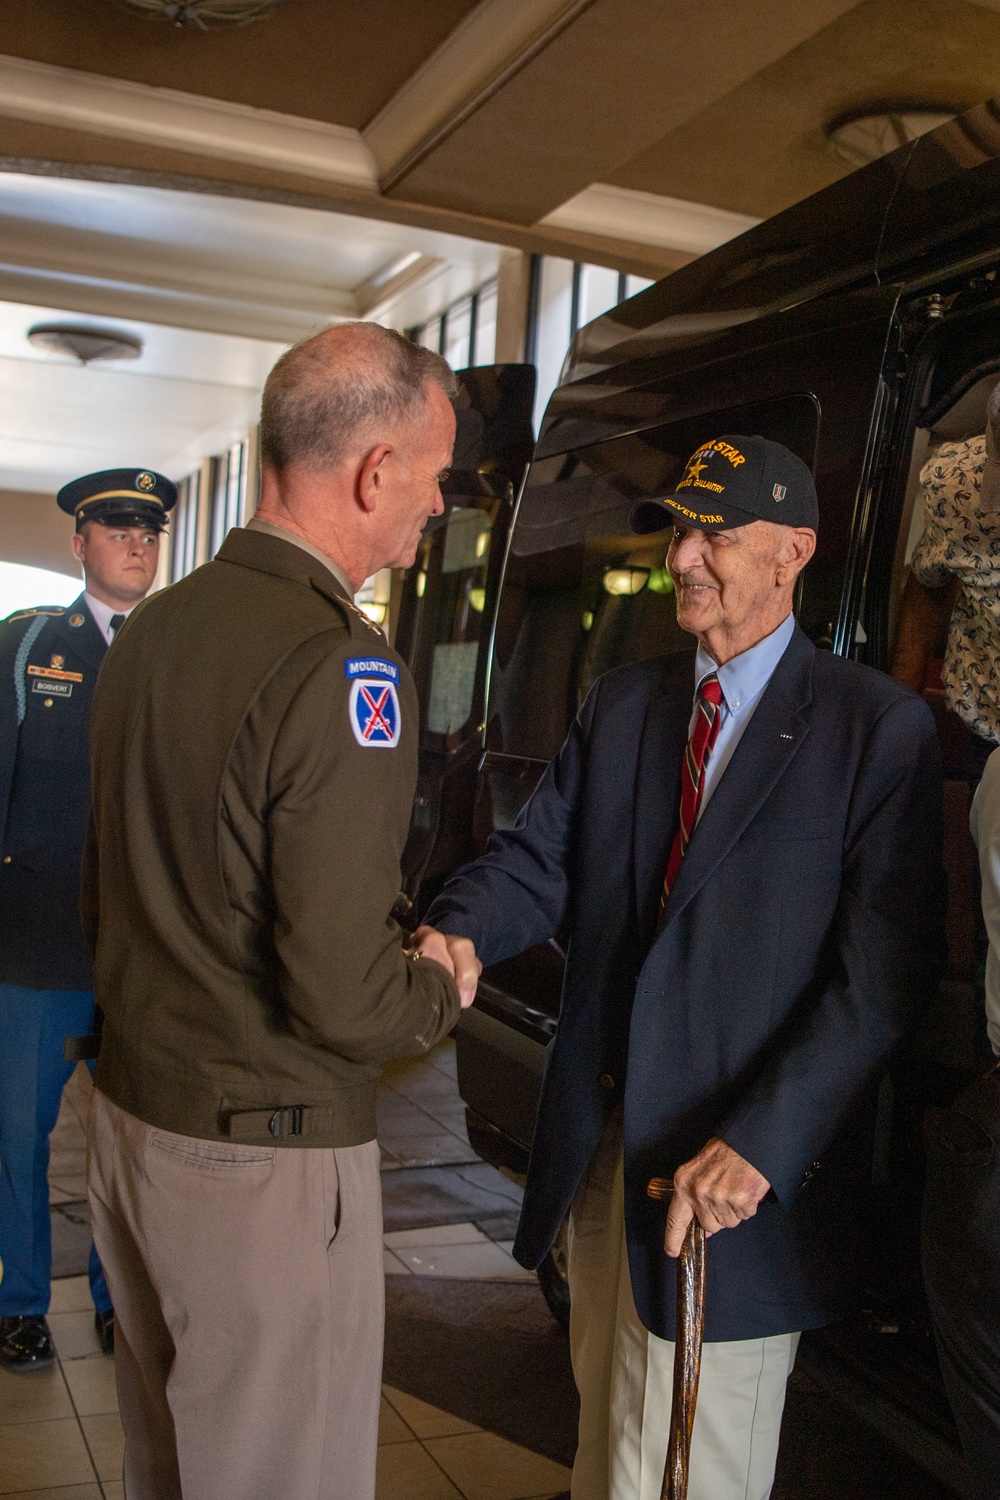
top-left (345, 657), bottom-right (401, 748)
top-left (27, 664), bottom-right (83, 683)
top-left (31, 679), bottom-right (73, 698)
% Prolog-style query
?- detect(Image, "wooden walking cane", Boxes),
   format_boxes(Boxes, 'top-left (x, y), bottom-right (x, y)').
top-left (647, 1178), bottom-right (707, 1500)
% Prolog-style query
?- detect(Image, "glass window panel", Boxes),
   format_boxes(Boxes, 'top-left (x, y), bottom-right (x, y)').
top-left (171, 472), bottom-right (200, 582)
top-left (395, 499), bottom-right (498, 744)
top-left (427, 641), bottom-right (480, 734)
top-left (473, 282), bottom-right (498, 366)
top-left (580, 264), bottom-right (620, 326)
top-left (442, 508), bottom-right (492, 573)
top-left (415, 321), bottom-right (441, 351)
top-left (224, 442), bottom-right (245, 538)
top-left (533, 257), bottom-right (575, 432)
top-left (445, 298), bottom-right (473, 371)
top-left (626, 274), bottom-right (656, 299)
top-left (209, 452), bottom-right (230, 559)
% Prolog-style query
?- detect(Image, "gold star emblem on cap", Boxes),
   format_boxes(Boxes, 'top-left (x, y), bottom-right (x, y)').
top-left (685, 455), bottom-right (709, 483)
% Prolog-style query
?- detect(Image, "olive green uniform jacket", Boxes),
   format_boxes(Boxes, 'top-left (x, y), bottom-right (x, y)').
top-left (83, 527), bottom-right (459, 1146)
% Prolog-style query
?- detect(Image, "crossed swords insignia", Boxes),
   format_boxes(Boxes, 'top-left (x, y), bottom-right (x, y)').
top-left (358, 684), bottom-right (394, 740)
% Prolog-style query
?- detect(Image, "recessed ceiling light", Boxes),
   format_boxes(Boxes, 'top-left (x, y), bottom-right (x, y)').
top-left (826, 104), bottom-right (960, 169)
top-left (27, 324), bottom-right (144, 365)
top-left (120, 0), bottom-right (282, 26)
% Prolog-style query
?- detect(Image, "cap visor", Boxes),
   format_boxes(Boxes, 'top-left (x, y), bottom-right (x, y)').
top-left (85, 509), bottom-right (167, 532)
top-left (629, 494), bottom-right (759, 534)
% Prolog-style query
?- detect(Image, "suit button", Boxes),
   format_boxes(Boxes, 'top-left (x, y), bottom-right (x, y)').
top-left (43, 697), bottom-right (54, 707)
top-left (599, 1072), bottom-right (616, 1091)
top-left (2, 855), bottom-right (9, 865)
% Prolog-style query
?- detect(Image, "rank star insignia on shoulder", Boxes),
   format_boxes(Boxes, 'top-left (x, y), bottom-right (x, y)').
top-left (343, 598), bottom-right (384, 637)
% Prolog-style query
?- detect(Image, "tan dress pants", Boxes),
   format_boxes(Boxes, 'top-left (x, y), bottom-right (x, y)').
top-left (87, 1088), bottom-right (384, 1500)
top-left (567, 1115), bottom-right (799, 1500)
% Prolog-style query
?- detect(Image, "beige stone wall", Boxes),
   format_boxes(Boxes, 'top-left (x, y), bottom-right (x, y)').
top-left (0, 488), bottom-right (81, 580)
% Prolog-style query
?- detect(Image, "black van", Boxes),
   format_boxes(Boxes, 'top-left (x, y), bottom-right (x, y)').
top-left (393, 96), bottom-right (1000, 1489)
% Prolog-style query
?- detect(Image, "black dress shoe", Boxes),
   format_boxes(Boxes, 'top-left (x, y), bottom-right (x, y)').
top-left (0, 1315), bottom-right (55, 1370)
top-left (94, 1309), bottom-right (115, 1355)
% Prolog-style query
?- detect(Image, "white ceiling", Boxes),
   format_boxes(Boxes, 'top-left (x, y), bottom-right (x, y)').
top-left (0, 172), bottom-right (504, 341)
top-left (0, 171), bottom-right (507, 496)
top-left (0, 298), bottom-right (285, 493)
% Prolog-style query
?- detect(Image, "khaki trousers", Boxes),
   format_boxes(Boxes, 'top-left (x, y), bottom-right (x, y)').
top-left (87, 1088), bottom-right (384, 1500)
top-left (567, 1116), bottom-right (798, 1500)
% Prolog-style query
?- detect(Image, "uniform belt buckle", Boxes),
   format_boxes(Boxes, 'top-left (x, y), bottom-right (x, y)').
top-left (268, 1106), bottom-right (304, 1139)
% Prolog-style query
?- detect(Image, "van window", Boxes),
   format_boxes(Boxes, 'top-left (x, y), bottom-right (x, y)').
top-left (487, 395), bottom-right (819, 762)
top-left (396, 497), bottom-right (500, 746)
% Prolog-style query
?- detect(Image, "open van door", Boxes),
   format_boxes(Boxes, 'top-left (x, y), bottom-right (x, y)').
top-left (393, 364), bottom-right (535, 924)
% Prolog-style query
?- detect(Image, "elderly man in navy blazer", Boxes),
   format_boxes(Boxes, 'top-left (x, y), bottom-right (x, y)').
top-left (417, 435), bottom-right (944, 1500)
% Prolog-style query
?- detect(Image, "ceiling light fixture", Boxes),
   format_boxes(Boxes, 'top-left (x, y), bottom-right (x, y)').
top-left (27, 324), bottom-right (144, 365)
top-left (826, 103), bottom-right (960, 169)
top-left (120, 0), bottom-right (282, 28)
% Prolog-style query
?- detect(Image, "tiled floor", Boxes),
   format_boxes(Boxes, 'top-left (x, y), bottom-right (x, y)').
top-left (0, 1279), bottom-right (569, 1499)
top-left (378, 1045), bottom-right (481, 1172)
top-left (3, 1043), bottom-right (571, 1499)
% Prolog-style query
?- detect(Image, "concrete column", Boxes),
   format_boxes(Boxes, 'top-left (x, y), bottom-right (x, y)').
top-left (494, 249), bottom-right (533, 364)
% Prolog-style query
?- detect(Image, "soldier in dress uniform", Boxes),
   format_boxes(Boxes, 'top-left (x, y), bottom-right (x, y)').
top-left (0, 468), bottom-right (175, 1369)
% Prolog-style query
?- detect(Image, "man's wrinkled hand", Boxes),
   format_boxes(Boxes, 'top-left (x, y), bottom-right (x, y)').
top-left (663, 1138), bottom-right (770, 1258)
top-left (410, 924), bottom-right (481, 1009)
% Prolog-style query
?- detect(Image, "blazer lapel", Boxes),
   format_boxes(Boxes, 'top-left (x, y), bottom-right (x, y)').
top-left (633, 663), bottom-right (693, 943)
top-left (660, 626), bottom-right (815, 929)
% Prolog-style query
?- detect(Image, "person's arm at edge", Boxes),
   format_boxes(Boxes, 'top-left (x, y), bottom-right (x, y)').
top-left (971, 746), bottom-right (1000, 1057)
top-left (890, 571), bottom-right (959, 692)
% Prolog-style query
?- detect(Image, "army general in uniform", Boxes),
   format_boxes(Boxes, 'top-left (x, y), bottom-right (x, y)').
top-left (0, 470), bottom-right (173, 1370)
top-left (83, 324), bottom-right (475, 1500)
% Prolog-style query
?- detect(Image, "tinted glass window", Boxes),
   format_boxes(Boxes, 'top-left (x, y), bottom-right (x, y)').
top-left (396, 499), bottom-right (499, 746)
top-left (488, 395), bottom-right (819, 761)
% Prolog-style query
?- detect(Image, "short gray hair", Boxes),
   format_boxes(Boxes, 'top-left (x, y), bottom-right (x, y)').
top-left (260, 322), bottom-right (458, 472)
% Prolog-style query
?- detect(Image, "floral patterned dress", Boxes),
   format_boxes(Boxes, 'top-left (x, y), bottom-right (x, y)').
top-left (911, 434), bottom-right (1000, 743)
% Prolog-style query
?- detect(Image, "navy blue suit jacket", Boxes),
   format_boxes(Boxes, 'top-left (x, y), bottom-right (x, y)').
top-left (0, 595), bottom-right (106, 990)
top-left (426, 626), bottom-right (944, 1340)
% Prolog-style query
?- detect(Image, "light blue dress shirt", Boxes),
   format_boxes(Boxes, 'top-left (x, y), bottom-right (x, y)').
top-left (691, 611), bottom-right (796, 820)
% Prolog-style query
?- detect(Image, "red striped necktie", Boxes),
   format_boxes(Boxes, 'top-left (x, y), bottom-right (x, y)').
top-left (660, 673), bottom-right (724, 917)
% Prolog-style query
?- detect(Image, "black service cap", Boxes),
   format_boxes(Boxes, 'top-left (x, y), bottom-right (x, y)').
top-left (57, 468), bottom-right (177, 532)
top-left (629, 435), bottom-right (818, 535)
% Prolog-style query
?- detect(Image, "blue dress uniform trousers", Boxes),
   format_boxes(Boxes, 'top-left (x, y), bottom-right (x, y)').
top-left (0, 593), bottom-right (116, 1320)
top-left (0, 983), bottom-right (111, 1316)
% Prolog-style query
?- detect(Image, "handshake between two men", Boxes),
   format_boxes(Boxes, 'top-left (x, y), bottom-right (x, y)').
top-left (409, 923), bottom-right (770, 1261)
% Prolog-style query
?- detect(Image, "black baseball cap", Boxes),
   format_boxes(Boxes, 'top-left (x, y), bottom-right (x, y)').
top-left (57, 468), bottom-right (177, 533)
top-left (629, 435), bottom-right (818, 534)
